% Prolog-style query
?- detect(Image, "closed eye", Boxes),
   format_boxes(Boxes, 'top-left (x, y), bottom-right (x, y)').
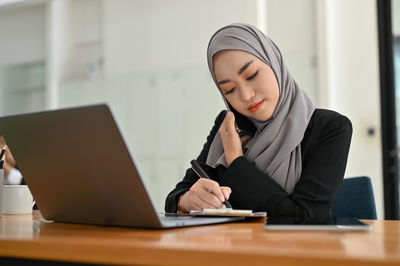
top-left (224, 87), bottom-right (236, 95)
top-left (247, 70), bottom-right (259, 81)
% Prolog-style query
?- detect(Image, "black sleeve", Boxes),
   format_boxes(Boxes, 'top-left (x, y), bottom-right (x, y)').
top-left (219, 115), bottom-right (353, 218)
top-left (164, 111), bottom-right (227, 213)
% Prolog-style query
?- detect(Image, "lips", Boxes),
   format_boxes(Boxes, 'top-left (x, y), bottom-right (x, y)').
top-left (248, 99), bottom-right (264, 112)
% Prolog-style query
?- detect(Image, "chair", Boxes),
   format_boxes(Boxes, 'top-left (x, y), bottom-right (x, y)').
top-left (332, 176), bottom-right (377, 219)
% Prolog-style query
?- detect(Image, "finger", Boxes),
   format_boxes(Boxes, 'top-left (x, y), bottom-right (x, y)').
top-left (190, 194), bottom-right (222, 210)
top-left (195, 182), bottom-right (225, 208)
top-left (220, 186), bottom-right (232, 200)
top-left (240, 135), bottom-right (251, 145)
top-left (191, 203), bottom-right (204, 211)
top-left (198, 198), bottom-right (222, 209)
top-left (189, 180), bottom-right (224, 208)
top-left (222, 111), bottom-right (236, 134)
top-left (224, 112), bottom-right (237, 134)
top-left (220, 112), bottom-right (234, 134)
top-left (3, 160), bottom-right (11, 175)
top-left (198, 192), bottom-right (225, 209)
top-left (200, 179), bottom-right (225, 202)
top-left (185, 193), bottom-right (208, 211)
top-left (4, 146), bottom-right (15, 166)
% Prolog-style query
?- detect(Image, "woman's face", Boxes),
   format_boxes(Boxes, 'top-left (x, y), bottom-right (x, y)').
top-left (213, 49), bottom-right (280, 121)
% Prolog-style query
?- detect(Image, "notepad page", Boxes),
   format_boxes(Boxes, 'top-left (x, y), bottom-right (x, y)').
top-left (202, 209), bottom-right (253, 215)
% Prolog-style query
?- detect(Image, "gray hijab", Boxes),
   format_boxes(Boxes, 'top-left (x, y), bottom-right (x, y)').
top-left (206, 23), bottom-right (315, 194)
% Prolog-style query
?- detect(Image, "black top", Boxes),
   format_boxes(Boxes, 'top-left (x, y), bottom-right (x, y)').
top-left (165, 109), bottom-right (352, 218)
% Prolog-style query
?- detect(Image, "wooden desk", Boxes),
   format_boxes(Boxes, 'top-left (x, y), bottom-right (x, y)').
top-left (0, 211), bottom-right (399, 265)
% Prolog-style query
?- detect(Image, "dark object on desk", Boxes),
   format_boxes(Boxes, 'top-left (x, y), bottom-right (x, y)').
top-left (190, 159), bottom-right (232, 208)
top-left (0, 104), bottom-right (243, 229)
top-left (0, 160), bottom-right (3, 169)
top-left (265, 216), bottom-right (372, 231)
top-left (332, 176), bottom-right (377, 219)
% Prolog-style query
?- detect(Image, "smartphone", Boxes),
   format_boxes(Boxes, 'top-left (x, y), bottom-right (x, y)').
top-left (228, 106), bottom-right (256, 137)
top-left (264, 216), bottom-right (372, 231)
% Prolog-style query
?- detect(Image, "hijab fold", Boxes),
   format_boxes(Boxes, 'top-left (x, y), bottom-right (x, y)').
top-left (205, 23), bottom-right (315, 194)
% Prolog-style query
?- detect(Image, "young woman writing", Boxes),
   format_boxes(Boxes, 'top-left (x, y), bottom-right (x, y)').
top-left (165, 23), bottom-right (352, 218)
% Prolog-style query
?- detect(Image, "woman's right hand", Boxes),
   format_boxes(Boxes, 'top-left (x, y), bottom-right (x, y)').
top-left (178, 178), bottom-right (231, 212)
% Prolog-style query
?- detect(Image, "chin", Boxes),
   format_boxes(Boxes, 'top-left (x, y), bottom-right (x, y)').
top-left (252, 111), bottom-right (273, 121)
top-left (258, 115), bottom-right (272, 121)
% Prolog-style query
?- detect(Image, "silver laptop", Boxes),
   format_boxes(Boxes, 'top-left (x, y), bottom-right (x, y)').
top-left (0, 104), bottom-right (242, 228)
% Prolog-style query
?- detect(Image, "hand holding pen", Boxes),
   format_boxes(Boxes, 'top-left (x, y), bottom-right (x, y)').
top-left (177, 160), bottom-right (232, 212)
top-left (190, 160), bottom-right (232, 208)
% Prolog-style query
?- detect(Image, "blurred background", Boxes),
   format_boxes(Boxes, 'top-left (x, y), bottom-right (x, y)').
top-left (0, 0), bottom-right (398, 219)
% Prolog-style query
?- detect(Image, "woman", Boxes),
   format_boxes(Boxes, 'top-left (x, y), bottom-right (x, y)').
top-left (165, 23), bottom-right (352, 218)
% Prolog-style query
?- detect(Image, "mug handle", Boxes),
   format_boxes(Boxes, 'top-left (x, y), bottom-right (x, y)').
top-left (31, 200), bottom-right (36, 209)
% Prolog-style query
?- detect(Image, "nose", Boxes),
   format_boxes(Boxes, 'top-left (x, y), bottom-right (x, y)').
top-left (239, 84), bottom-right (255, 102)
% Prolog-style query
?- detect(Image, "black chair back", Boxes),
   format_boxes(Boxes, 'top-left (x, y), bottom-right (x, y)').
top-left (332, 176), bottom-right (377, 219)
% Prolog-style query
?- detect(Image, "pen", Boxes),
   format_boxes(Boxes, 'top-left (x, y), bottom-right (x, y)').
top-left (190, 159), bottom-right (232, 209)
top-left (0, 160), bottom-right (4, 169)
top-left (0, 149), bottom-right (5, 161)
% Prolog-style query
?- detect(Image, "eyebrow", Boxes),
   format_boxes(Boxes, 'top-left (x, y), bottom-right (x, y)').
top-left (218, 79), bottom-right (230, 85)
top-left (238, 60), bottom-right (254, 75)
top-left (217, 60), bottom-right (254, 85)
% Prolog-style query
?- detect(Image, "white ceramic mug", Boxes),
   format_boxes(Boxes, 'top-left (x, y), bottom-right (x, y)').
top-left (2, 185), bottom-right (35, 214)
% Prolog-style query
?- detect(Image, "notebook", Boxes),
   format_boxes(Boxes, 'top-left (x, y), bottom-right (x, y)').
top-left (0, 104), bottom-right (243, 228)
top-left (190, 209), bottom-right (266, 217)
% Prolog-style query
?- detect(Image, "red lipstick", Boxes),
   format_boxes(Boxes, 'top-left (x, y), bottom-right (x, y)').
top-left (248, 99), bottom-right (264, 112)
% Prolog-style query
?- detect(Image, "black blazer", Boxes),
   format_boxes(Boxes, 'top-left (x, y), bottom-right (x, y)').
top-left (165, 109), bottom-right (352, 218)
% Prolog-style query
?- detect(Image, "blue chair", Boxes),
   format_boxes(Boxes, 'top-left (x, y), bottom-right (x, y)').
top-left (332, 176), bottom-right (377, 219)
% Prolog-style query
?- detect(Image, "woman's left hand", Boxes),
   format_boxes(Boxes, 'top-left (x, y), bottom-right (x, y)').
top-left (219, 111), bottom-right (251, 166)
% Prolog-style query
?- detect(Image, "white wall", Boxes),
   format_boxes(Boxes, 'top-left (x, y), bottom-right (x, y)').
top-left (266, 0), bottom-right (318, 103)
top-left (103, 0), bottom-right (258, 77)
top-left (46, 0), bottom-right (103, 108)
top-left (0, 3), bottom-right (46, 115)
top-left (0, 4), bottom-right (46, 65)
top-left (317, 0), bottom-right (383, 218)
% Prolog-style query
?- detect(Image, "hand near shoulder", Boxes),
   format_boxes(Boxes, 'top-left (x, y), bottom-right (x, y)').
top-left (178, 178), bottom-right (231, 212)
